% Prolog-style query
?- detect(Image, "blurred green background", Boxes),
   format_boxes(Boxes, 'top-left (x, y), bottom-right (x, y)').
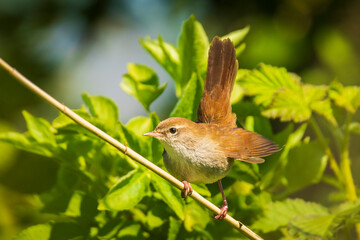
top-left (0, 0), bottom-right (359, 239)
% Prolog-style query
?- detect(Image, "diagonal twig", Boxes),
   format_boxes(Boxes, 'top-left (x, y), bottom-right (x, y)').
top-left (0, 58), bottom-right (263, 240)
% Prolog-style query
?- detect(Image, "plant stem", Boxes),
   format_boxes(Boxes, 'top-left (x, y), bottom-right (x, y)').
top-left (340, 112), bottom-right (360, 237)
top-left (340, 112), bottom-right (357, 201)
top-left (309, 118), bottom-right (343, 185)
top-left (0, 58), bottom-right (264, 240)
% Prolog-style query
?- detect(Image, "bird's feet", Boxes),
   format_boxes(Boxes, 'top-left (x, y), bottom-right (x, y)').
top-left (214, 201), bottom-right (228, 221)
top-left (181, 180), bottom-right (193, 199)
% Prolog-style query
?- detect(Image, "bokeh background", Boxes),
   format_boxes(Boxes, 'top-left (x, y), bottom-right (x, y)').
top-left (0, 0), bottom-right (359, 239)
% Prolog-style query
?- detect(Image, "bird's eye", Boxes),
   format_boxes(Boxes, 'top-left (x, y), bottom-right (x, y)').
top-left (169, 127), bottom-right (177, 134)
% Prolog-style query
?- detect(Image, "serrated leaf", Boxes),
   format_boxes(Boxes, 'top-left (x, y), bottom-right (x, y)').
top-left (151, 173), bottom-right (184, 220)
top-left (23, 111), bottom-right (57, 146)
top-left (289, 214), bottom-right (336, 239)
top-left (178, 15), bottom-right (209, 97)
top-left (329, 80), bottom-right (360, 113)
top-left (252, 198), bottom-right (329, 233)
top-left (99, 169), bottom-right (150, 211)
top-left (285, 141), bottom-right (327, 195)
top-left (120, 63), bottom-right (167, 111)
top-left (240, 63), bottom-right (300, 107)
top-left (221, 25), bottom-right (250, 47)
top-left (139, 35), bottom-right (179, 81)
top-left (82, 93), bottom-right (119, 130)
top-left (262, 87), bottom-right (311, 122)
top-left (303, 84), bottom-right (337, 126)
top-left (170, 72), bottom-right (203, 121)
top-left (14, 224), bottom-right (51, 240)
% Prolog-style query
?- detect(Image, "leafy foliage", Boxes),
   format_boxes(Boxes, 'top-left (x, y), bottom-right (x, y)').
top-left (1, 15), bottom-right (360, 239)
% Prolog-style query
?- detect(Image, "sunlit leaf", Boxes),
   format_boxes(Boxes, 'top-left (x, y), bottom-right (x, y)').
top-left (120, 63), bottom-right (167, 111)
top-left (221, 25), bottom-right (250, 47)
top-left (23, 110), bottom-right (57, 146)
top-left (329, 80), bottom-right (360, 113)
top-left (170, 72), bottom-right (203, 121)
top-left (178, 15), bottom-right (209, 97)
top-left (262, 87), bottom-right (310, 123)
top-left (82, 93), bottom-right (119, 130)
top-left (304, 84), bottom-right (337, 126)
top-left (140, 35), bottom-right (179, 81)
top-left (99, 169), bottom-right (150, 211)
top-left (239, 63), bottom-right (300, 107)
top-left (14, 224), bottom-right (51, 240)
top-left (0, 132), bottom-right (55, 157)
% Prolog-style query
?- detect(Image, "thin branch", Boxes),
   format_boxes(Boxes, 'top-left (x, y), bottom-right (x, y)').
top-left (0, 58), bottom-right (263, 240)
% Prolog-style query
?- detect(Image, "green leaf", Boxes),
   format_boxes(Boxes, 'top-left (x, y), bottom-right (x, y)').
top-left (349, 122), bottom-right (360, 135)
top-left (329, 80), bottom-right (360, 113)
top-left (303, 84), bottom-right (337, 126)
top-left (99, 169), bottom-right (150, 211)
top-left (151, 173), bottom-right (184, 220)
top-left (252, 198), bottom-right (329, 233)
top-left (145, 202), bottom-right (166, 230)
top-left (289, 214), bottom-right (336, 239)
top-left (262, 86), bottom-right (311, 123)
top-left (221, 25), bottom-right (250, 47)
top-left (126, 113), bottom-right (162, 162)
top-left (191, 184), bottom-right (211, 197)
top-left (241, 64), bottom-right (336, 124)
top-left (184, 200), bottom-right (210, 232)
top-left (178, 15), bottom-right (209, 97)
top-left (82, 93), bottom-right (119, 130)
top-left (240, 63), bottom-right (300, 107)
top-left (170, 72), bottom-right (203, 121)
top-left (285, 140), bottom-right (328, 195)
top-left (23, 110), bottom-right (57, 146)
top-left (227, 161), bottom-right (260, 184)
top-left (117, 224), bottom-right (142, 239)
top-left (230, 69), bottom-right (250, 104)
top-left (261, 123), bottom-right (307, 189)
top-left (168, 217), bottom-right (182, 240)
top-left (0, 132), bottom-right (55, 157)
top-left (120, 63), bottom-right (167, 111)
top-left (14, 224), bottom-right (51, 240)
top-left (140, 35), bottom-right (179, 81)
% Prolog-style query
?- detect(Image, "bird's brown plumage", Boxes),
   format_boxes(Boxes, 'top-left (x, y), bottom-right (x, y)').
top-left (197, 37), bottom-right (238, 127)
top-left (197, 37), bottom-right (279, 163)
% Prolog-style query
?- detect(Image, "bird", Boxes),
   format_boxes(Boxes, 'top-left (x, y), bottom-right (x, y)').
top-left (143, 37), bottom-right (279, 220)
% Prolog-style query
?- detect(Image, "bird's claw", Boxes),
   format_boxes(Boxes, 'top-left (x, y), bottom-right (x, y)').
top-left (214, 203), bottom-right (228, 221)
top-left (181, 180), bottom-right (193, 199)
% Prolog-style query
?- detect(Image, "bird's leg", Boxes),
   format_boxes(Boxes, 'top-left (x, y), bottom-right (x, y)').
top-left (181, 180), bottom-right (193, 199)
top-left (214, 180), bottom-right (228, 221)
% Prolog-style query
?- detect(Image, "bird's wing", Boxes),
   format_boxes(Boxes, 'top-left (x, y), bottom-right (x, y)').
top-left (220, 128), bottom-right (279, 163)
top-left (197, 37), bottom-right (238, 128)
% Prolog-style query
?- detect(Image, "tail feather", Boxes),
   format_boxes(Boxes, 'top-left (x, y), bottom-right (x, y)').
top-left (197, 37), bottom-right (238, 127)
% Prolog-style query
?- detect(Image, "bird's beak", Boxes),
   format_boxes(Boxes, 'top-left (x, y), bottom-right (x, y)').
top-left (143, 131), bottom-right (162, 138)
